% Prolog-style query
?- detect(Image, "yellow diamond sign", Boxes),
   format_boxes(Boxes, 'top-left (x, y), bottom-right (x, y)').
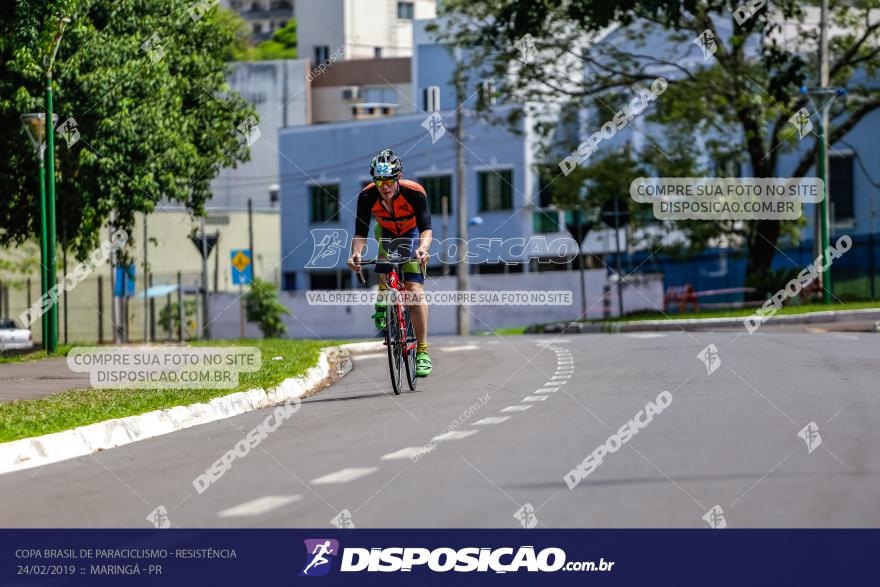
top-left (232, 250), bottom-right (251, 273)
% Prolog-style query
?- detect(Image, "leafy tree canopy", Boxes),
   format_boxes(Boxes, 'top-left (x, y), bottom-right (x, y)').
top-left (0, 0), bottom-right (257, 262)
top-left (434, 0), bottom-right (880, 277)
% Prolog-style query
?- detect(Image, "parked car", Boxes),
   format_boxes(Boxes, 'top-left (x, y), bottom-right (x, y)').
top-left (0, 319), bottom-right (33, 350)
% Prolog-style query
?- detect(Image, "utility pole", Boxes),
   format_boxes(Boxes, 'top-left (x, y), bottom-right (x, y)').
top-left (454, 58), bottom-right (470, 336)
top-left (200, 216), bottom-right (211, 339)
top-left (143, 213), bottom-right (149, 341)
top-left (441, 195), bottom-right (450, 276)
top-left (817, 0), bottom-right (832, 303)
top-left (109, 214), bottom-right (122, 344)
top-left (248, 197), bottom-right (255, 264)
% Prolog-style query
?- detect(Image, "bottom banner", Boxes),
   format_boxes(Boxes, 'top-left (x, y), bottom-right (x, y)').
top-left (1, 529), bottom-right (875, 585)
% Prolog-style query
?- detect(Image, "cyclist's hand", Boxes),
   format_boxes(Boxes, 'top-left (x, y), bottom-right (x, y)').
top-left (347, 252), bottom-right (362, 272)
top-left (416, 248), bottom-right (430, 266)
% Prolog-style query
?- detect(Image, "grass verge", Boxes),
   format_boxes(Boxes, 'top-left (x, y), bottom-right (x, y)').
top-left (0, 338), bottom-right (349, 443)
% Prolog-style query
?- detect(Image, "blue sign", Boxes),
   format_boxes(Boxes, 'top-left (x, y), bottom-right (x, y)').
top-left (114, 265), bottom-right (136, 297)
top-left (230, 249), bottom-right (253, 285)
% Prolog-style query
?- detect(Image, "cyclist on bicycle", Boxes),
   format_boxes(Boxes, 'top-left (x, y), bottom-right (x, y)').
top-left (347, 149), bottom-right (433, 377)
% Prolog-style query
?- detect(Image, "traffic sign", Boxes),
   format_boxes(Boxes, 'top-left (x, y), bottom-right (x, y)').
top-left (190, 232), bottom-right (219, 259)
top-left (231, 249), bottom-right (253, 285)
top-left (114, 265), bottom-right (136, 297)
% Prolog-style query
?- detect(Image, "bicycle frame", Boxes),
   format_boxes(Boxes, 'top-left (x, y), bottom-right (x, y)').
top-left (355, 255), bottom-right (423, 392)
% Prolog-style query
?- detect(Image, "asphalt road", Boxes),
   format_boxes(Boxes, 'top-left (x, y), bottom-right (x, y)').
top-left (1, 330), bottom-right (878, 528)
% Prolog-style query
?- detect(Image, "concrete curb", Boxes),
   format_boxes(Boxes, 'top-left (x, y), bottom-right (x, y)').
top-left (527, 308), bottom-right (880, 334)
top-left (0, 343), bottom-right (381, 476)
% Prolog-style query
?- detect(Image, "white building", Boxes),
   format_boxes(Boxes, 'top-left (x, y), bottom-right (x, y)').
top-left (296, 0), bottom-right (436, 62)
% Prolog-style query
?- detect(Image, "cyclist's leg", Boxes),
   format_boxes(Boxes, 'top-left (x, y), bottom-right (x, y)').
top-left (397, 229), bottom-right (430, 375)
top-left (372, 223), bottom-right (389, 329)
top-left (404, 276), bottom-right (427, 347)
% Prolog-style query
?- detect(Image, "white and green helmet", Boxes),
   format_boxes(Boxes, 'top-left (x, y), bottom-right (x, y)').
top-left (370, 148), bottom-right (402, 179)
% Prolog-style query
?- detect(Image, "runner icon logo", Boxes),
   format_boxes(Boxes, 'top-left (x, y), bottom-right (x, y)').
top-left (300, 539), bottom-right (340, 577)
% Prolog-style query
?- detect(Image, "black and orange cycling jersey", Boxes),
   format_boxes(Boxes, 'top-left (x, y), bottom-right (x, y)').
top-left (354, 179), bottom-right (432, 237)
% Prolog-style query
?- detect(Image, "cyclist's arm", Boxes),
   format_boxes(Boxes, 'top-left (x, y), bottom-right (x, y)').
top-left (349, 191), bottom-right (374, 270)
top-left (411, 191), bottom-right (433, 262)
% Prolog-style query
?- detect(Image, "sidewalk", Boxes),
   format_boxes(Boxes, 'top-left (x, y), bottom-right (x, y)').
top-left (527, 308), bottom-right (880, 334)
top-left (0, 359), bottom-right (90, 402)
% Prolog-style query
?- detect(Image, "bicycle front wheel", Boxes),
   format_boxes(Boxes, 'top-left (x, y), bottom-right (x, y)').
top-left (385, 297), bottom-right (404, 395)
top-left (403, 306), bottom-right (417, 391)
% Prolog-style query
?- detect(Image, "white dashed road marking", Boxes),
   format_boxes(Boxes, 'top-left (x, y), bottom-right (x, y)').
top-left (522, 396), bottom-right (548, 402)
top-left (380, 447), bottom-right (426, 460)
top-left (501, 405), bottom-right (533, 412)
top-left (431, 430), bottom-right (478, 442)
top-left (311, 467), bottom-right (379, 485)
top-left (473, 416), bottom-right (510, 425)
top-left (217, 495), bottom-right (302, 518)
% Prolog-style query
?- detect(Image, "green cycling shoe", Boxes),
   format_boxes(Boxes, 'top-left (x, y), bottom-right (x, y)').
top-left (372, 301), bottom-right (387, 330)
top-left (415, 351), bottom-right (432, 377)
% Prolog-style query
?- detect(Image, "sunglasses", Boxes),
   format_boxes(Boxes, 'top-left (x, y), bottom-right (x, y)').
top-left (375, 177), bottom-right (397, 187)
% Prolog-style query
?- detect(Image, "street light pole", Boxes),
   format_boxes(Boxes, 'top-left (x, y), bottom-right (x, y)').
top-left (20, 113), bottom-right (55, 350)
top-left (43, 16), bottom-right (70, 353)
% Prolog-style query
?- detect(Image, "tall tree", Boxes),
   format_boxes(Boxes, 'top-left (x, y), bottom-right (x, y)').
top-left (0, 0), bottom-right (257, 261)
top-left (434, 0), bottom-right (880, 280)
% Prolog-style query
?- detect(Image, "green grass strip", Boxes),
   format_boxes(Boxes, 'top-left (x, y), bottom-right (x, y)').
top-left (0, 339), bottom-right (350, 443)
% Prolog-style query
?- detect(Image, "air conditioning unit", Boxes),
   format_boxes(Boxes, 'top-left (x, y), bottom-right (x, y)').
top-left (423, 86), bottom-right (440, 112)
top-left (341, 86), bottom-right (360, 101)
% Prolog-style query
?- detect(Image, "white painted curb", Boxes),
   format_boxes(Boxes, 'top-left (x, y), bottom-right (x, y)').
top-left (0, 342), bottom-right (380, 476)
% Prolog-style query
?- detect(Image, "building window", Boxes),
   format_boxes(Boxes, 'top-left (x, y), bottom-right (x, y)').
top-left (830, 154), bottom-right (854, 223)
top-left (536, 164), bottom-right (556, 208)
top-left (314, 45), bottom-right (329, 64)
top-left (418, 175), bottom-right (453, 215)
top-left (282, 272), bottom-right (296, 291)
top-left (533, 210), bottom-right (560, 233)
top-left (253, 22), bottom-right (263, 34)
top-left (310, 184), bottom-right (340, 223)
top-left (478, 170), bottom-right (514, 211)
top-left (423, 86), bottom-right (440, 112)
top-left (310, 271), bottom-right (351, 290)
top-left (374, 47), bottom-right (383, 58)
top-left (397, 1), bottom-right (414, 19)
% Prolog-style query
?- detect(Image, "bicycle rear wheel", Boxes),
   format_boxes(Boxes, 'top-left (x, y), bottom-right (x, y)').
top-left (384, 296), bottom-right (404, 395)
top-left (403, 306), bottom-right (417, 391)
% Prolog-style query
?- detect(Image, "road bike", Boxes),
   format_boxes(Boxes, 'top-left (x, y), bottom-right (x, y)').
top-left (355, 253), bottom-right (424, 394)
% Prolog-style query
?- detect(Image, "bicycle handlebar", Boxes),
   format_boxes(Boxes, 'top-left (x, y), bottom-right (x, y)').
top-left (353, 256), bottom-right (425, 286)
